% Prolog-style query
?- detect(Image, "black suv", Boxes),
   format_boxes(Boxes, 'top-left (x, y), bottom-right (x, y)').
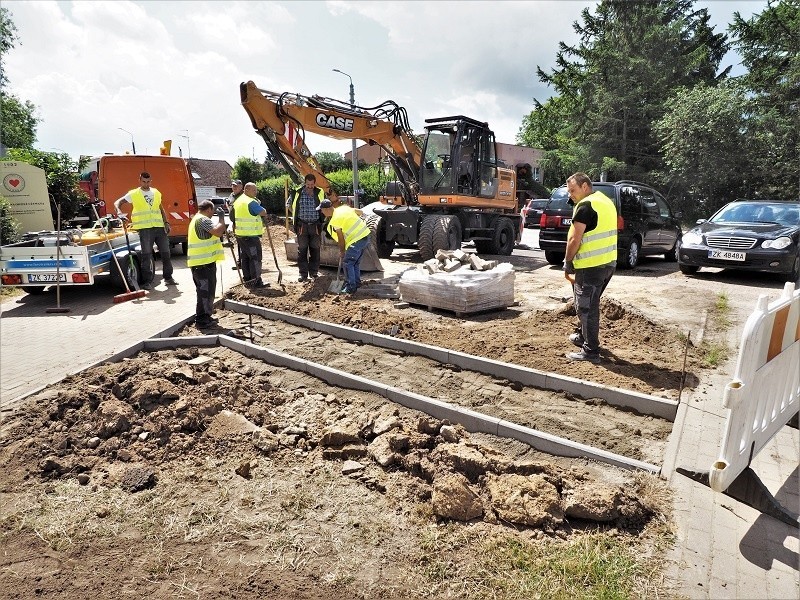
top-left (538, 180), bottom-right (682, 269)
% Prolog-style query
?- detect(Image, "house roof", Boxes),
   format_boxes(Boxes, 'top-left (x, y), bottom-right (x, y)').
top-left (186, 158), bottom-right (233, 187)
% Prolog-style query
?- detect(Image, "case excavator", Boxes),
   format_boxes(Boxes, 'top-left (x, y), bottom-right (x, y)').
top-left (239, 81), bottom-right (521, 263)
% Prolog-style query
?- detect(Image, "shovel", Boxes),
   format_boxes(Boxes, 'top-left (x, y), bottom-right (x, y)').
top-left (328, 257), bottom-right (345, 294)
top-left (264, 219), bottom-right (283, 286)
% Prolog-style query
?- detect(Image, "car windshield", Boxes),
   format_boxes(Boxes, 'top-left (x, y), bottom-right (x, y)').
top-left (712, 202), bottom-right (799, 225)
top-left (547, 186), bottom-right (572, 211)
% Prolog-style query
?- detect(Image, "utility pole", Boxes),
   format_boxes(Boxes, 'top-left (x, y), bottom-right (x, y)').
top-left (333, 69), bottom-right (359, 207)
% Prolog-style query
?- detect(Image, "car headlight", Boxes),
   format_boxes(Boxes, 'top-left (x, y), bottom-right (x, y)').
top-left (762, 237), bottom-right (792, 250)
top-left (682, 231), bottom-right (703, 245)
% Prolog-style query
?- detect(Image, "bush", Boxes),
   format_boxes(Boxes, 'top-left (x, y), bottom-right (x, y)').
top-left (0, 195), bottom-right (21, 245)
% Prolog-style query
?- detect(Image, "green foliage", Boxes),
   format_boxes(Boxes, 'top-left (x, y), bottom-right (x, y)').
top-left (255, 174), bottom-right (293, 214)
top-left (1, 93), bottom-right (39, 150)
top-left (314, 151), bottom-right (349, 173)
top-left (730, 0), bottom-right (800, 200)
top-left (0, 194), bottom-right (21, 244)
top-left (0, 7), bottom-right (39, 148)
top-left (0, 6), bottom-right (19, 89)
top-left (524, 0), bottom-right (729, 185)
top-left (5, 149), bottom-right (87, 222)
top-left (231, 156), bottom-right (282, 185)
top-left (654, 82), bottom-right (750, 219)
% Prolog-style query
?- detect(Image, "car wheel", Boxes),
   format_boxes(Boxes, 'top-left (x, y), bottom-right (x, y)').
top-left (544, 250), bottom-right (565, 265)
top-left (620, 238), bottom-right (641, 269)
top-left (111, 255), bottom-right (141, 291)
top-left (679, 264), bottom-right (699, 275)
top-left (784, 255), bottom-right (800, 283)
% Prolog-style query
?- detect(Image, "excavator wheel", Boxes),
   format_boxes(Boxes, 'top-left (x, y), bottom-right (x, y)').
top-left (489, 217), bottom-right (516, 256)
top-left (364, 214), bottom-right (395, 259)
top-left (418, 214), bottom-right (462, 261)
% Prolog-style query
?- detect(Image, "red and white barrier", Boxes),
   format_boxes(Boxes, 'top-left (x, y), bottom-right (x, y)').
top-left (710, 282), bottom-right (800, 493)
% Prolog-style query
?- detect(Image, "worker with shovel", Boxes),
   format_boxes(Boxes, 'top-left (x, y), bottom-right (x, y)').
top-left (563, 172), bottom-right (617, 364)
top-left (319, 192), bottom-right (371, 295)
top-left (230, 182), bottom-right (269, 288)
top-left (187, 200), bottom-right (228, 328)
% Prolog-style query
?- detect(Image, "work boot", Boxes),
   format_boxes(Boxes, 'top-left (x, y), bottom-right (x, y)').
top-left (566, 351), bottom-right (601, 364)
top-left (568, 333), bottom-right (584, 348)
top-left (298, 275), bottom-right (309, 283)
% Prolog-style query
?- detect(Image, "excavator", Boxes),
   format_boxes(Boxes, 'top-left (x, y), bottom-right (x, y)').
top-left (239, 80), bottom-right (520, 262)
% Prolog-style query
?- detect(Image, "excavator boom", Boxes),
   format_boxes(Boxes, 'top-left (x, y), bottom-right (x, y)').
top-left (240, 81), bottom-right (421, 203)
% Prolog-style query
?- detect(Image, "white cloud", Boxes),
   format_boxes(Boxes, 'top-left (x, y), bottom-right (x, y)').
top-left (4, 0), bottom-right (765, 167)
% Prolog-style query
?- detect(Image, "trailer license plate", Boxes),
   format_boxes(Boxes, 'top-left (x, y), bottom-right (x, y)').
top-left (561, 218), bottom-right (572, 226)
top-left (28, 273), bottom-right (67, 283)
top-left (709, 250), bottom-right (746, 261)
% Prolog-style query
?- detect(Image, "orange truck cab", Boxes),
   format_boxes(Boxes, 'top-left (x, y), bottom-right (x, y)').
top-left (84, 154), bottom-right (198, 254)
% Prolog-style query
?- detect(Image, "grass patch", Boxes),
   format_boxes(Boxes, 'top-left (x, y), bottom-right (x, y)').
top-left (700, 341), bottom-right (729, 368)
top-left (711, 291), bottom-right (732, 330)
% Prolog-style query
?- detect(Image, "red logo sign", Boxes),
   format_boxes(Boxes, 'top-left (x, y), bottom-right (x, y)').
top-left (3, 174), bottom-right (25, 192)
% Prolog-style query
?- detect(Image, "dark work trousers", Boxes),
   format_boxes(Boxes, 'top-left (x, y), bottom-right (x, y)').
top-left (236, 235), bottom-right (263, 285)
top-left (343, 235), bottom-right (370, 291)
top-left (296, 221), bottom-right (321, 278)
top-left (191, 262), bottom-right (217, 325)
top-left (573, 264), bottom-right (615, 355)
top-left (138, 226), bottom-right (173, 285)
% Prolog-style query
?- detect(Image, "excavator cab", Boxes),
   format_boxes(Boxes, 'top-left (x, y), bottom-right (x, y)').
top-left (419, 116), bottom-right (499, 200)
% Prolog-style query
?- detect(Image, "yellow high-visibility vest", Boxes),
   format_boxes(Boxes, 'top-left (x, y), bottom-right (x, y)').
top-left (128, 188), bottom-right (164, 230)
top-left (233, 195), bottom-right (264, 237)
top-left (326, 206), bottom-right (370, 248)
top-left (186, 213), bottom-right (224, 267)
top-left (570, 191), bottom-right (617, 269)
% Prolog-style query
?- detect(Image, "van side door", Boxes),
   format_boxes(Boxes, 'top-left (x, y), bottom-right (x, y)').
top-left (653, 192), bottom-right (679, 251)
top-left (639, 187), bottom-right (666, 250)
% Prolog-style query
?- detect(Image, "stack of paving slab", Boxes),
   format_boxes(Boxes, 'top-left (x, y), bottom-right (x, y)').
top-left (399, 249), bottom-right (515, 315)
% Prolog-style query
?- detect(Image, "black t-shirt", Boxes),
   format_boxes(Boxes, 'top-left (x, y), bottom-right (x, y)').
top-left (573, 200), bottom-right (598, 232)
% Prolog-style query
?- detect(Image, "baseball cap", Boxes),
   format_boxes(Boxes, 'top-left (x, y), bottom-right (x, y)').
top-left (231, 179), bottom-right (242, 186)
top-left (317, 199), bottom-right (333, 210)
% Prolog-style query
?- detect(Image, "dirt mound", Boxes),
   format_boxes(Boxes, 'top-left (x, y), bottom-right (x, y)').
top-left (0, 346), bottom-right (672, 598)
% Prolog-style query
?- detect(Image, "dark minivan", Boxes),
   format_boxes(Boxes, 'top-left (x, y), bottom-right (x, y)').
top-left (538, 180), bottom-right (682, 269)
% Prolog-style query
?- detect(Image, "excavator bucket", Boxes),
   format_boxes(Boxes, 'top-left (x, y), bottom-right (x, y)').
top-left (284, 235), bottom-right (384, 272)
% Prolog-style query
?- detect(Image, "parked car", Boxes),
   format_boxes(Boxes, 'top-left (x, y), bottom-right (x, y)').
top-left (538, 180), bottom-right (683, 269)
top-left (209, 197), bottom-right (228, 214)
top-left (522, 198), bottom-right (548, 228)
top-left (677, 200), bottom-right (800, 282)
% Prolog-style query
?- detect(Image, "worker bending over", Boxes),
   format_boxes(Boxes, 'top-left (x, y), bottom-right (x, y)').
top-left (319, 191), bottom-right (371, 295)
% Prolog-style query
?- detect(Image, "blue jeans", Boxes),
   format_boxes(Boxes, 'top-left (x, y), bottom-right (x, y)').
top-left (574, 264), bottom-right (615, 354)
top-left (343, 236), bottom-right (370, 291)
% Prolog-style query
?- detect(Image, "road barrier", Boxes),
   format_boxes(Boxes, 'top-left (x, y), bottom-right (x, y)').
top-left (709, 282), bottom-right (799, 498)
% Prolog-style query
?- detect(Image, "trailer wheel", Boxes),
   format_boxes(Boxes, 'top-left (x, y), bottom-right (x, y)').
top-left (364, 214), bottom-right (395, 258)
top-left (418, 215), bottom-right (461, 261)
top-left (111, 255), bottom-right (141, 291)
top-left (489, 217), bottom-right (516, 256)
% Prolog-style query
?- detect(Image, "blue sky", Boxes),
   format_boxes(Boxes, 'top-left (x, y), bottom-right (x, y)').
top-left (5, 1), bottom-right (765, 167)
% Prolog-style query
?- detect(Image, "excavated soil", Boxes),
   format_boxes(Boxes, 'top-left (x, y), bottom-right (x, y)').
top-left (1, 224), bottom-right (738, 599)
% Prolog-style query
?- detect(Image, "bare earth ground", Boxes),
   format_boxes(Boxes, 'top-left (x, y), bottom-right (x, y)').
top-left (1, 224), bottom-right (766, 599)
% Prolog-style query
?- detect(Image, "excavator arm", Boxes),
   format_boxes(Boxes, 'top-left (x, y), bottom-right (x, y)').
top-left (240, 80), bottom-right (422, 204)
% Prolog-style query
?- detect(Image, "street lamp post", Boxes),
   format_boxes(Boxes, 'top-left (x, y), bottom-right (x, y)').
top-left (332, 68), bottom-right (359, 207)
top-left (118, 128), bottom-right (136, 154)
top-left (179, 129), bottom-right (191, 168)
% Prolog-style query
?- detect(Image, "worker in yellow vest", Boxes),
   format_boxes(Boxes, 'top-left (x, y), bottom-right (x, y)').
top-left (563, 172), bottom-right (618, 364)
top-left (114, 171), bottom-right (175, 291)
top-left (319, 191), bottom-right (371, 295)
top-left (230, 182), bottom-right (268, 288)
top-left (187, 200), bottom-right (227, 328)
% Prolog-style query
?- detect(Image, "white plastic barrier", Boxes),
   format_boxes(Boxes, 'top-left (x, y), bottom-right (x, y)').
top-left (710, 282), bottom-right (800, 493)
